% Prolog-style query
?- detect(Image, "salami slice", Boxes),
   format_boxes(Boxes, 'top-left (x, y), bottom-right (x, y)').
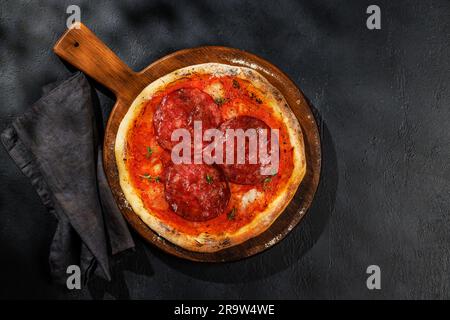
top-left (153, 87), bottom-right (221, 150)
top-left (218, 116), bottom-right (272, 185)
top-left (164, 163), bottom-right (230, 221)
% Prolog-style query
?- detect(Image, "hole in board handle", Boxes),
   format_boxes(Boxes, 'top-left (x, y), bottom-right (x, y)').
top-left (74, 41), bottom-right (79, 47)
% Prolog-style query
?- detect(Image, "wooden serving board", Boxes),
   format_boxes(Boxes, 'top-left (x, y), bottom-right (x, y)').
top-left (53, 23), bottom-right (321, 262)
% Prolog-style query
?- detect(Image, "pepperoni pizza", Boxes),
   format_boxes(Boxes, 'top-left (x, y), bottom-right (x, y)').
top-left (115, 63), bottom-right (306, 252)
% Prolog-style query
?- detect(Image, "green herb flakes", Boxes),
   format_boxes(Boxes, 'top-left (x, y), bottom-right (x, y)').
top-left (227, 208), bottom-right (237, 220)
top-left (145, 146), bottom-right (153, 158)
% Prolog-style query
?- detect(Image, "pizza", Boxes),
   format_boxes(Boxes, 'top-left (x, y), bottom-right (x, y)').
top-left (115, 63), bottom-right (306, 252)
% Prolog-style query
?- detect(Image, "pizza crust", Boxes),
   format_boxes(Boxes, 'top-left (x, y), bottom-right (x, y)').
top-left (115, 63), bottom-right (306, 252)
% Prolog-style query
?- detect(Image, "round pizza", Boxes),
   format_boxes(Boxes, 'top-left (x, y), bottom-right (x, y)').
top-left (115, 63), bottom-right (306, 252)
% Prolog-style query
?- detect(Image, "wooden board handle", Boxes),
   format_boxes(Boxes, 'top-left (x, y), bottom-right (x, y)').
top-left (53, 22), bottom-right (142, 101)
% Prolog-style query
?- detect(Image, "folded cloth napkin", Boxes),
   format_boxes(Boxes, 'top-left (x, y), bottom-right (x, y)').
top-left (1, 72), bottom-right (135, 285)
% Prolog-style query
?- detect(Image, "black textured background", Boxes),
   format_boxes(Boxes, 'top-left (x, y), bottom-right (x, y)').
top-left (1, 0), bottom-right (449, 299)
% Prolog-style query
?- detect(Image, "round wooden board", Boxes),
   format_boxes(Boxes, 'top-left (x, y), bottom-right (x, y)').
top-left (54, 23), bottom-right (321, 262)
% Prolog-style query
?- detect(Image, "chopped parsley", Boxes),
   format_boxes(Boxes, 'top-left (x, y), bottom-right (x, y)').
top-left (214, 97), bottom-right (227, 106)
top-left (139, 173), bottom-right (160, 183)
top-left (227, 208), bottom-right (237, 220)
top-left (145, 146), bottom-right (153, 158)
top-left (262, 173), bottom-right (277, 189)
top-left (140, 173), bottom-right (152, 181)
top-left (206, 174), bottom-right (214, 184)
top-left (263, 177), bottom-right (272, 184)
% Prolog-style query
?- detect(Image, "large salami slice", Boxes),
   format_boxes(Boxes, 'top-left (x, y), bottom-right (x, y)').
top-left (218, 116), bottom-right (272, 185)
top-left (164, 163), bottom-right (230, 222)
top-left (153, 87), bottom-right (221, 150)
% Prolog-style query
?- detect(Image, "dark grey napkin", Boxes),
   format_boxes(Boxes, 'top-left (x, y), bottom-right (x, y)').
top-left (1, 72), bottom-right (134, 285)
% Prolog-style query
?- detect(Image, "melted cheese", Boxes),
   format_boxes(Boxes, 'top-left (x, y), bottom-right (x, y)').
top-left (240, 188), bottom-right (262, 210)
top-left (204, 81), bottom-right (225, 101)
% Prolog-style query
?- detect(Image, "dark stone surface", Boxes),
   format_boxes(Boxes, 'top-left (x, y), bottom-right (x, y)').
top-left (0, 0), bottom-right (449, 299)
